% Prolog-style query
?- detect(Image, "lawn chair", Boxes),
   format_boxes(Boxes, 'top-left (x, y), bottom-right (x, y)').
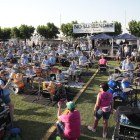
top-left (98, 64), bottom-right (110, 75)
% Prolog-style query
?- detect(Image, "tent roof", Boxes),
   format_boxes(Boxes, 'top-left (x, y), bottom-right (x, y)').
top-left (114, 33), bottom-right (139, 40)
top-left (90, 33), bottom-right (113, 40)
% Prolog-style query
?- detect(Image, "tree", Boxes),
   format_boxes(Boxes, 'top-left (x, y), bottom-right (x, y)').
top-left (1, 28), bottom-right (11, 39)
top-left (61, 21), bottom-right (88, 39)
top-left (11, 27), bottom-right (20, 39)
top-left (128, 20), bottom-right (140, 37)
top-left (37, 22), bottom-right (60, 39)
top-left (18, 24), bottom-right (35, 42)
top-left (0, 27), bottom-right (2, 39)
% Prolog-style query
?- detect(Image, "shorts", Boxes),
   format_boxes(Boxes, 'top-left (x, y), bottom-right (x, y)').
top-left (56, 121), bottom-right (65, 134)
top-left (96, 109), bottom-right (111, 120)
top-left (1, 95), bottom-right (11, 104)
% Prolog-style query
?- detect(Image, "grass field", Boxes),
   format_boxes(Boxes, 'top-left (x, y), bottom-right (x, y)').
top-left (10, 60), bottom-right (140, 140)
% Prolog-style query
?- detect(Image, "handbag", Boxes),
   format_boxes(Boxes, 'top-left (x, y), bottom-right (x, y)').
top-left (102, 106), bottom-right (111, 112)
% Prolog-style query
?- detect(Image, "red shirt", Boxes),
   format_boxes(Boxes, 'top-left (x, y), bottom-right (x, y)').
top-left (60, 110), bottom-right (81, 139)
top-left (99, 58), bottom-right (107, 65)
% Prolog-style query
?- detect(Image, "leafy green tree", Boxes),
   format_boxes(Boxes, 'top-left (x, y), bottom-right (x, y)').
top-left (11, 27), bottom-right (20, 39)
top-left (37, 22), bottom-right (59, 39)
top-left (128, 20), bottom-right (140, 37)
top-left (1, 28), bottom-right (11, 39)
top-left (0, 27), bottom-right (2, 39)
top-left (18, 24), bottom-right (35, 42)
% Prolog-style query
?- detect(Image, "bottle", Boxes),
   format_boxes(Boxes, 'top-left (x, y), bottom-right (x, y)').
top-left (121, 114), bottom-right (126, 123)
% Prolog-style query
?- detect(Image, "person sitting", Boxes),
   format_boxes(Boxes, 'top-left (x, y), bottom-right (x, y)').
top-left (17, 48), bottom-right (22, 56)
top-left (88, 82), bottom-right (113, 138)
top-left (0, 54), bottom-right (5, 63)
top-left (122, 55), bottom-right (131, 66)
top-left (135, 63), bottom-right (140, 85)
top-left (131, 49), bottom-right (138, 62)
top-left (116, 50), bottom-right (121, 63)
top-left (12, 64), bottom-right (20, 74)
top-left (58, 47), bottom-right (63, 54)
top-left (121, 74), bottom-right (131, 84)
top-left (56, 69), bottom-right (64, 81)
top-left (21, 51), bottom-right (28, 59)
top-left (26, 65), bottom-right (35, 89)
top-left (6, 51), bottom-right (13, 63)
top-left (21, 55), bottom-right (29, 66)
top-left (49, 53), bottom-right (55, 67)
top-left (76, 48), bottom-right (81, 56)
top-left (0, 63), bottom-right (7, 70)
top-left (95, 48), bottom-right (100, 59)
top-left (91, 49), bottom-right (96, 59)
top-left (98, 55), bottom-right (108, 73)
top-left (41, 56), bottom-right (51, 79)
top-left (69, 50), bottom-right (77, 59)
top-left (56, 100), bottom-right (81, 140)
top-left (33, 53), bottom-right (38, 61)
top-left (120, 59), bottom-right (134, 84)
top-left (68, 60), bottom-right (78, 82)
top-left (79, 53), bottom-right (89, 72)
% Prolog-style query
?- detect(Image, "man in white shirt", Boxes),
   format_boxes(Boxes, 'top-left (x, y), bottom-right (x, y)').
top-left (124, 43), bottom-right (130, 58)
top-left (131, 49), bottom-right (138, 62)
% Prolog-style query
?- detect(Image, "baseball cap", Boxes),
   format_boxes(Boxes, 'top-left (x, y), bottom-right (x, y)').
top-left (66, 101), bottom-right (75, 110)
top-left (50, 53), bottom-right (53, 55)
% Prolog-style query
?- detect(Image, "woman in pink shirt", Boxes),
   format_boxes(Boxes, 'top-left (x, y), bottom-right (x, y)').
top-left (88, 82), bottom-right (113, 138)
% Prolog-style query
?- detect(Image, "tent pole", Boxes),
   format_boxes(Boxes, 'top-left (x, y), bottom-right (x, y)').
top-left (112, 39), bottom-right (113, 59)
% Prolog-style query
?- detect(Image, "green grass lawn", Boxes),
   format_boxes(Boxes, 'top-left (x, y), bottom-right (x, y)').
top-left (10, 60), bottom-right (140, 140)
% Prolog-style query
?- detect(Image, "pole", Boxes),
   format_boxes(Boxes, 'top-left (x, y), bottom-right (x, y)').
top-left (125, 11), bottom-right (126, 33)
top-left (60, 14), bottom-right (61, 44)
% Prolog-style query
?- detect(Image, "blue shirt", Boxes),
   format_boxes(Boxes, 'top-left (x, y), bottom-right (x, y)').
top-left (17, 50), bottom-right (22, 55)
top-left (50, 57), bottom-right (55, 65)
top-left (7, 54), bottom-right (12, 59)
top-left (0, 79), bottom-right (9, 96)
top-left (89, 58), bottom-right (93, 62)
top-left (58, 50), bottom-right (63, 53)
top-left (96, 50), bottom-right (100, 55)
top-left (70, 53), bottom-right (77, 57)
top-left (21, 58), bottom-right (28, 64)
top-left (33, 55), bottom-right (38, 60)
top-left (123, 59), bottom-right (131, 65)
top-left (0, 57), bottom-right (5, 62)
top-left (79, 56), bottom-right (87, 63)
top-left (70, 64), bottom-right (76, 70)
top-left (52, 51), bottom-right (55, 56)
top-left (0, 66), bottom-right (7, 70)
top-left (76, 51), bottom-right (81, 56)
top-left (56, 74), bottom-right (64, 81)
top-left (42, 59), bottom-right (51, 66)
top-left (121, 78), bottom-right (131, 84)
top-left (117, 52), bottom-right (121, 56)
top-left (26, 69), bottom-right (34, 75)
top-left (122, 63), bottom-right (134, 74)
top-left (91, 51), bottom-right (95, 55)
top-left (8, 48), bottom-right (12, 51)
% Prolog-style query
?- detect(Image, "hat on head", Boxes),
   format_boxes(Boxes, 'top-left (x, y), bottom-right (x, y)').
top-left (66, 101), bottom-right (75, 110)
top-left (50, 53), bottom-right (53, 55)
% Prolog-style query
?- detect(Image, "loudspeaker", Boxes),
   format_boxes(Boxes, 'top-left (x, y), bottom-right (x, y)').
top-left (0, 107), bottom-right (12, 129)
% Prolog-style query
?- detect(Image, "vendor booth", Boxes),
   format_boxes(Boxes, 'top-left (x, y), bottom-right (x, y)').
top-left (114, 33), bottom-right (139, 57)
top-left (90, 33), bottom-right (114, 56)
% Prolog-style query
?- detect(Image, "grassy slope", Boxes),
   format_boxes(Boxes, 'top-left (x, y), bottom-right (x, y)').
top-left (10, 61), bottom-right (139, 140)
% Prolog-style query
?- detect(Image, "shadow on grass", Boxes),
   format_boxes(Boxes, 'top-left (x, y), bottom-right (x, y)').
top-left (13, 119), bottom-right (52, 140)
top-left (14, 107), bottom-right (52, 117)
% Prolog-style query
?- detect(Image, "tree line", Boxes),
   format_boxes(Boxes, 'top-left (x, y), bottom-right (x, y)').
top-left (0, 20), bottom-right (139, 41)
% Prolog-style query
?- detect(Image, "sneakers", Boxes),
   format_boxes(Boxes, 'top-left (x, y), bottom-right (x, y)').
top-left (103, 132), bottom-right (107, 138)
top-left (88, 126), bottom-right (96, 132)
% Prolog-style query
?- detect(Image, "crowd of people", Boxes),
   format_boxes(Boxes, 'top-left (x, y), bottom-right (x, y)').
top-left (0, 40), bottom-right (139, 140)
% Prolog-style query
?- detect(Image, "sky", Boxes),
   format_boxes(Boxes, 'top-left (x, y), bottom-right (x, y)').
top-left (0, 0), bottom-right (140, 34)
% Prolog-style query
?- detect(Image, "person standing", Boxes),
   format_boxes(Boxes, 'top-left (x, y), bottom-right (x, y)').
top-left (0, 70), bottom-right (18, 122)
top-left (56, 100), bottom-right (81, 140)
top-left (88, 82), bottom-right (113, 138)
top-left (124, 43), bottom-right (130, 58)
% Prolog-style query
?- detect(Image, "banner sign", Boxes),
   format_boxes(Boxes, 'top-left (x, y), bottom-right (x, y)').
top-left (73, 23), bottom-right (115, 33)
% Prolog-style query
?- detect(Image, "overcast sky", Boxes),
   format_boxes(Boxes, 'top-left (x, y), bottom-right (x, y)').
top-left (0, 0), bottom-right (139, 33)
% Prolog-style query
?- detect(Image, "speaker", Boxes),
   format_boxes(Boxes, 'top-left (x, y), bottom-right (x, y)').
top-left (0, 107), bottom-right (12, 129)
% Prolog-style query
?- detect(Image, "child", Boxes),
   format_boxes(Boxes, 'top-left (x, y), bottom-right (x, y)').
top-left (121, 74), bottom-right (131, 84)
top-left (56, 69), bottom-right (64, 81)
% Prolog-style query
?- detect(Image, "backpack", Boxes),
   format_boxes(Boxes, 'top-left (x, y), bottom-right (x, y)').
top-left (0, 79), bottom-right (7, 97)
